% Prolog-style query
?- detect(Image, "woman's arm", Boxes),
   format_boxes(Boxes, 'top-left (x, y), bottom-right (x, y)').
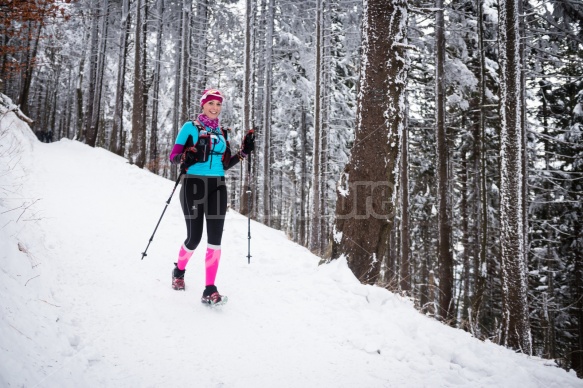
top-left (169, 122), bottom-right (199, 164)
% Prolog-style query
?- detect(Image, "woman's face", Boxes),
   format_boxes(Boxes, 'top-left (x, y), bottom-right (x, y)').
top-left (202, 100), bottom-right (222, 120)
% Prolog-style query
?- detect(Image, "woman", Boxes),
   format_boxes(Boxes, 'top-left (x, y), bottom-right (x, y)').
top-left (169, 89), bottom-right (254, 305)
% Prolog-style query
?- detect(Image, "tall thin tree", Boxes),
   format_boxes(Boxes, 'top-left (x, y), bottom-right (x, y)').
top-left (150, 0), bottom-right (165, 172)
top-left (309, 0), bottom-right (324, 254)
top-left (435, 0), bottom-right (453, 323)
top-left (498, 0), bottom-right (532, 354)
top-left (240, 0), bottom-right (255, 216)
top-left (129, 0), bottom-right (146, 167)
top-left (110, 0), bottom-right (131, 156)
top-left (262, 0), bottom-right (275, 226)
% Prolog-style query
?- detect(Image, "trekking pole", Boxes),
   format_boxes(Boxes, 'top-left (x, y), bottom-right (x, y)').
top-left (141, 172), bottom-right (184, 260)
top-left (246, 151), bottom-right (252, 264)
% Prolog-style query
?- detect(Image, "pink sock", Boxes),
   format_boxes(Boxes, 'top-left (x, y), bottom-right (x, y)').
top-left (176, 245), bottom-right (194, 270)
top-left (205, 245), bottom-right (221, 286)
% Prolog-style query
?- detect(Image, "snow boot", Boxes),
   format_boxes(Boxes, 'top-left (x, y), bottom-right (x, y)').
top-left (172, 263), bottom-right (186, 290)
top-left (201, 285), bottom-right (226, 305)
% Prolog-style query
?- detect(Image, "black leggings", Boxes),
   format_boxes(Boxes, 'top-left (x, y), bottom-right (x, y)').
top-left (179, 175), bottom-right (227, 250)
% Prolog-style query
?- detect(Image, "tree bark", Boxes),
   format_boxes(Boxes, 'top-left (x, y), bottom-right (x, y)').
top-left (262, 0), bottom-right (275, 227)
top-left (400, 103), bottom-right (410, 294)
top-left (18, 21), bottom-right (42, 117)
top-left (435, 0), bottom-right (453, 323)
top-left (309, 0), bottom-right (324, 254)
top-left (110, 0), bottom-right (131, 156)
top-left (179, 0), bottom-right (191, 123)
top-left (149, 0), bottom-right (165, 172)
top-left (330, 0), bottom-right (408, 284)
top-left (82, 0), bottom-right (100, 143)
top-left (240, 0), bottom-right (255, 216)
top-left (129, 0), bottom-right (146, 167)
top-left (87, 0), bottom-right (109, 147)
top-left (193, 0), bottom-right (208, 95)
top-left (498, 0), bottom-right (532, 354)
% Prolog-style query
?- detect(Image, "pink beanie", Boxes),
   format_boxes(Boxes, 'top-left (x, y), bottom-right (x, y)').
top-left (200, 89), bottom-right (223, 107)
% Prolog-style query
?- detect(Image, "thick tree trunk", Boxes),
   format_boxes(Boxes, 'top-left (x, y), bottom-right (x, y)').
top-left (330, 0), bottom-right (408, 284)
top-left (498, 0), bottom-right (532, 354)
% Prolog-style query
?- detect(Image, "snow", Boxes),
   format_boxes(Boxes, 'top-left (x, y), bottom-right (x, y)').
top-left (1, 112), bottom-right (582, 387)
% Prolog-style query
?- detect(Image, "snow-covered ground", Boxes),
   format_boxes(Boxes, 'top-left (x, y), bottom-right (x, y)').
top-left (1, 109), bottom-right (582, 388)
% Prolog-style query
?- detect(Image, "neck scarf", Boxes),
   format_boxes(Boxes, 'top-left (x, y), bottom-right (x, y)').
top-left (198, 113), bottom-right (219, 130)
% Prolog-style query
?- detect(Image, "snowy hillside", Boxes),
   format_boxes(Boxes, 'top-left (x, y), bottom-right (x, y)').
top-left (1, 111), bottom-right (581, 388)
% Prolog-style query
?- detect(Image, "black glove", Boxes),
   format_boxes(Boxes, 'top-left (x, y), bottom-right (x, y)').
top-left (242, 129), bottom-right (255, 154)
top-left (180, 147), bottom-right (198, 172)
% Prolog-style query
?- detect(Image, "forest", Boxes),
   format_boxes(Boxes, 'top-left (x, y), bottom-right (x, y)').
top-left (1, 0), bottom-right (582, 378)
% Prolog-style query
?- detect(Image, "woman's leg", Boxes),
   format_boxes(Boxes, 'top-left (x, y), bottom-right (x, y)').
top-left (177, 177), bottom-right (205, 268)
top-left (203, 177), bottom-right (227, 286)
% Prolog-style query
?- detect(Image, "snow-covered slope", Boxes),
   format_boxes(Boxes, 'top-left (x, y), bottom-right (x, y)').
top-left (1, 111), bottom-right (581, 387)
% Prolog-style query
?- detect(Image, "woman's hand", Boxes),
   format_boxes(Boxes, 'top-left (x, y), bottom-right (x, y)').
top-left (242, 129), bottom-right (255, 154)
top-left (180, 147), bottom-right (198, 171)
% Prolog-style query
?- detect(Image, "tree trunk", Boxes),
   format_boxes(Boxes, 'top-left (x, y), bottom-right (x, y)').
top-left (170, 6), bottom-right (183, 178)
top-left (262, 0), bottom-right (275, 227)
top-left (193, 0), bottom-right (208, 95)
top-left (435, 0), bottom-right (453, 323)
top-left (470, 0), bottom-right (489, 337)
top-left (83, 0), bottom-right (100, 143)
top-left (110, 0), bottom-right (131, 156)
top-left (240, 0), bottom-right (255, 216)
top-left (149, 0), bottom-right (165, 172)
top-left (498, 0), bottom-right (532, 354)
top-left (179, 0), bottom-right (191, 123)
top-left (309, 0), bottom-right (324, 254)
top-left (87, 0), bottom-right (109, 147)
top-left (18, 21), bottom-right (42, 117)
top-left (129, 0), bottom-right (146, 167)
top-left (330, 0), bottom-right (408, 284)
top-left (299, 106), bottom-right (308, 247)
top-left (400, 104), bottom-right (410, 294)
